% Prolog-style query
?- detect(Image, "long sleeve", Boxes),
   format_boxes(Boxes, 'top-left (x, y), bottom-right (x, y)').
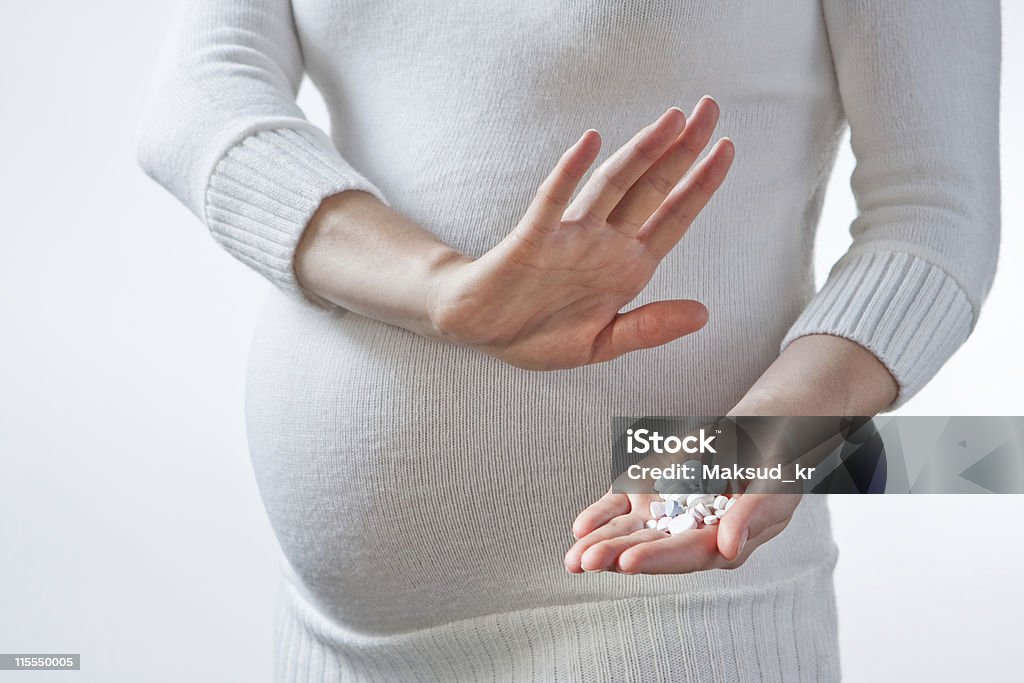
top-left (136, 0), bottom-right (385, 305)
top-left (781, 0), bottom-right (1001, 408)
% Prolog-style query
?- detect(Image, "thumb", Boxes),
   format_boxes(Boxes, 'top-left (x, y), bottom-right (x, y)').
top-left (716, 493), bottom-right (801, 561)
top-left (589, 300), bottom-right (708, 364)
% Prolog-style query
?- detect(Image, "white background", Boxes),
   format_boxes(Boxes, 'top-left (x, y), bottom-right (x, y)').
top-left (0, 1), bottom-right (1021, 681)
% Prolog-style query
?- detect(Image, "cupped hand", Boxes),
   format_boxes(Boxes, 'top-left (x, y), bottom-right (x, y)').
top-left (428, 98), bottom-right (734, 370)
top-left (563, 490), bottom-right (801, 574)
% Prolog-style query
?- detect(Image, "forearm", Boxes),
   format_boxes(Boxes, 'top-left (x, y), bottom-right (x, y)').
top-left (291, 105), bottom-right (730, 371)
top-left (294, 190), bottom-right (467, 338)
top-left (730, 334), bottom-right (898, 417)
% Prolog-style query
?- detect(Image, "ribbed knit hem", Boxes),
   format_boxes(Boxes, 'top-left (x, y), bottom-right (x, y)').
top-left (273, 561), bottom-right (840, 683)
top-left (205, 128), bottom-right (387, 308)
top-left (780, 250), bottom-right (974, 410)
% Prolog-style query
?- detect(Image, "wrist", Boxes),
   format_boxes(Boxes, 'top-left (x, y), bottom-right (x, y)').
top-left (295, 190), bottom-right (472, 339)
top-left (422, 248), bottom-right (474, 341)
top-left (728, 386), bottom-right (847, 418)
top-left (730, 335), bottom-right (898, 417)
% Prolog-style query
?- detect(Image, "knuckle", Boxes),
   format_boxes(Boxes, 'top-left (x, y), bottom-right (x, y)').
top-left (635, 139), bottom-right (662, 164)
top-left (692, 175), bottom-right (715, 199)
top-left (600, 166), bottom-right (633, 194)
top-left (681, 136), bottom-right (706, 156)
top-left (633, 315), bottom-right (657, 348)
top-left (643, 172), bottom-right (676, 196)
top-left (538, 186), bottom-right (568, 209)
top-left (668, 202), bottom-right (696, 225)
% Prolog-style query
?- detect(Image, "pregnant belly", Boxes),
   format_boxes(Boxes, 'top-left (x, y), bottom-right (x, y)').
top-left (244, 289), bottom-right (833, 635)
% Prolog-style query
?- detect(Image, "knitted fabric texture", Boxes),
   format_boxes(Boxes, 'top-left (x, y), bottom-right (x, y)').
top-left (138, 1), bottom-right (1000, 680)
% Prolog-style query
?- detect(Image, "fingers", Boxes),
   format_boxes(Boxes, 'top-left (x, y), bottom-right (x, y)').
top-left (639, 137), bottom-right (735, 258)
top-left (565, 107), bottom-right (687, 228)
top-left (607, 96), bottom-right (721, 232)
top-left (588, 299), bottom-right (708, 364)
top-left (520, 100), bottom-right (730, 247)
top-left (615, 527), bottom-right (724, 574)
top-left (716, 493), bottom-right (801, 561)
top-left (522, 129), bottom-right (603, 231)
top-left (564, 514), bottom-right (644, 573)
top-left (580, 528), bottom-right (667, 573)
top-left (571, 489), bottom-right (631, 540)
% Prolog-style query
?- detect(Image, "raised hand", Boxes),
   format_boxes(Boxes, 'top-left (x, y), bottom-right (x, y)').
top-left (427, 98), bottom-right (734, 369)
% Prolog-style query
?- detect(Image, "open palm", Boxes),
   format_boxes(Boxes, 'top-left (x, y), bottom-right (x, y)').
top-left (429, 98), bottom-right (734, 369)
top-left (564, 490), bottom-right (802, 574)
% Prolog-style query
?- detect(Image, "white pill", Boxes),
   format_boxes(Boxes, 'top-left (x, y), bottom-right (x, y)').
top-left (650, 501), bottom-right (666, 518)
top-left (668, 514), bottom-right (697, 535)
top-left (688, 506), bottom-right (705, 521)
top-left (694, 502), bottom-right (711, 517)
top-left (724, 497), bottom-right (736, 511)
top-left (703, 514), bottom-right (719, 525)
top-left (645, 519), bottom-right (659, 530)
top-left (686, 493), bottom-right (715, 508)
top-left (664, 499), bottom-right (681, 517)
top-left (657, 517), bottom-right (672, 531)
top-left (714, 495), bottom-right (729, 511)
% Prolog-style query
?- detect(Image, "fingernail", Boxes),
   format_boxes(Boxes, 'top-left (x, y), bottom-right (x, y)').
top-left (736, 528), bottom-right (749, 557)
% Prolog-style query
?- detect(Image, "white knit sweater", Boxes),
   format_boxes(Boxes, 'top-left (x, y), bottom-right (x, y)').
top-left (138, 1), bottom-right (1000, 680)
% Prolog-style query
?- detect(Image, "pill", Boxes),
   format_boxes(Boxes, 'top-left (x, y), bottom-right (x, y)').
top-left (703, 514), bottom-right (719, 525)
top-left (694, 502), bottom-right (711, 517)
top-left (664, 499), bottom-right (681, 517)
top-left (657, 517), bottom-right (671, 531)
top-left (668, 514), bottom-right (697, 535)
top-left (725, 497), bottom-right (736, 511)
top-left (645, 519), bottom-right (659, 530)
top-left (714, 495), bottom-right (729, 511)
top-left (650, 501), bottom-right (666, 518)
top-left (688, 506), bottom-right (705, 521)
top-left (686, 493), bottom-right (715, 508)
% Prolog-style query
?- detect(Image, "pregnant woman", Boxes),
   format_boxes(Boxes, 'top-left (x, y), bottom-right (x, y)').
top-left (137, 1), bottom-right (1000, 680)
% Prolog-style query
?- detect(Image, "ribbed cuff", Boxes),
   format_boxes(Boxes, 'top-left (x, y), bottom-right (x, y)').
top-left (204, 127), bottom-right (386, 308)
top-left (780, 250), bottom-right (974, 410)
